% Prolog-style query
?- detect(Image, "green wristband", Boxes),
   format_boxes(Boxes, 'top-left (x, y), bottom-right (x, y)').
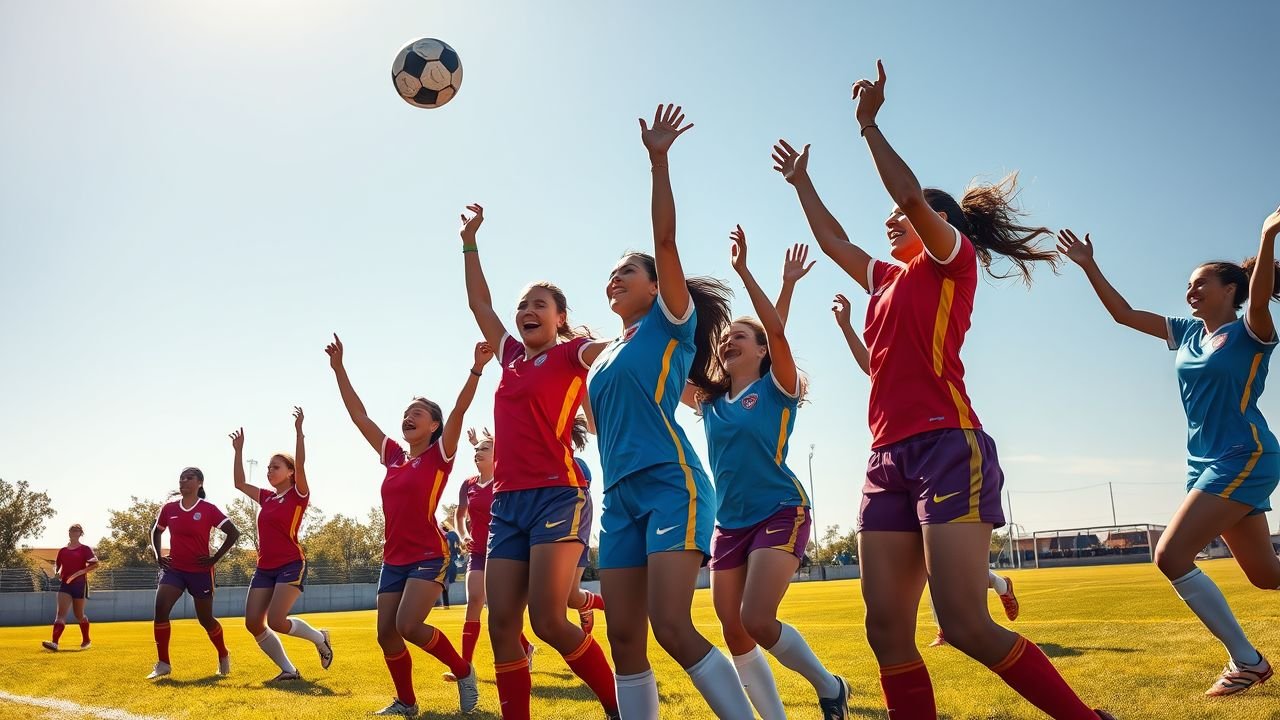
top-left (462, 244), bottom-right (478, 253)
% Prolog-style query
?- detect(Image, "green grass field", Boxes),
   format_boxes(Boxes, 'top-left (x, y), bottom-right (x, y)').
top-left (1, 560), bottom-right (1277, 720)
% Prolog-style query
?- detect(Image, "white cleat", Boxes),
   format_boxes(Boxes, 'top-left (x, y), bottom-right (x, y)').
top-left (217, 654), bottom-right (231, 676)
top-left (41, 641), bottom-right (58, 652)
top-left (318, 629), bottom-right (333, 670)
top-left (147, 661), bottom-right (172, 679)
top-left (373, 698), bottom-right (419, 716)
top-left (456, 664), bottom-right (479, 714)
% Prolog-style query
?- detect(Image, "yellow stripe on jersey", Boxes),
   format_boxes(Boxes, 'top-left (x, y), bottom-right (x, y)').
top-left (555, 377), bottom-right (586, 487)
top-left (775, 407), bottom-right (809, 505)
top-left (947, 380), bottom-right (976, 429)
top-left (1223, 423), bottom-right (1264, 499)
top-left (1240, 352), bottom-right (1264, 414)
top-left (288, 505), bottom-right (305, 560)
top-left (954, 429), bottom-right (985, 522)
top-left (653, 338), bottom-right (699, 549)
top-left (429, 469), bottom-right (448, 558)
top-left (932, 278), bottom-right (956, 376)
top-left (655, 340), bottom-right (678, 404)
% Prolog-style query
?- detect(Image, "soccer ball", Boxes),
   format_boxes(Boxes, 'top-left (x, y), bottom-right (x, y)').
top-left (392, 38), bottom-right (463, 109)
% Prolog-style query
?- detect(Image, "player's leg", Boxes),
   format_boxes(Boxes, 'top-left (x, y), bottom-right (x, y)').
top-left (148, 580), bottom-right (183, 677)
top-left (271, 563), bottom-right (330, 668)
top-left (1221, 512), bottom-right (1280, 590)
top-left (456, 567), bottom-right (486, 673)
top-left (601, 566), bottom-right (655, 718)
top-left (989, 570), bottom-right (1019, 621)
top-left (257, 584), bottom-right (302, 680)
top-left (72, 597), bottom-right (90, 648)
top-left (43, 592), bottom-right (72, 650)
top-left (192, 594), bottom-right (229, 675)
top-left (375, 588), bottom-right (417, 716)
top-left (860, 530), bottom-right (934, 717)
top-left (712, 562), bottom-right (783, 720)
top-left (398, 576), bottom-right (477, 712)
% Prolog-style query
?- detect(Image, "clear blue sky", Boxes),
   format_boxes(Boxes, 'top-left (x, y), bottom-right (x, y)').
top-left (3, 1), bottom-right (1278, 550)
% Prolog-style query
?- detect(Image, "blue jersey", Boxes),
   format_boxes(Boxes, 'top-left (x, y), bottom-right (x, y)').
top-left (701, 371), bottom-right (809, 528)
top-left (1167, 316), bottom-right (1279, 463)
top-left (574, 457), bottom-right (592, 485)
top-left (587, 297), bottom-right (705, 490)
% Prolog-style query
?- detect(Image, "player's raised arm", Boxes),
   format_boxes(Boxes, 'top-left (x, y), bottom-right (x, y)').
top-left (831, 293), bottom-right (870, 375)
top-left (229, 428), bottom-right (261, 501)
top-left (773, 140), bottom-right (874, 292)
top-left (441, 342), bottom-right (493, 460)
top-left (459, 204), bottom-right (510, 349)
top-left (775, 243), bottom-right (816, 329)
top-left (640, 103), bottom-right (696, 319)
top-left (292, 406), bottom-right (309, 497)
top-left (730, 226), bottom-right (800, 394)
top-left (1245, 206), bottom-right (1280, 343)
top-left (324, 334), bottom-right (387, 454)
top-left (1057, 230), bottom-right (1168, 341)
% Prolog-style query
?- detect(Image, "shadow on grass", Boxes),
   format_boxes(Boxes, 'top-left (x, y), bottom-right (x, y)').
top-left (261, 677), bottom-right (345, 697)
top-left (1039, 643), bottom-right (1140, 658)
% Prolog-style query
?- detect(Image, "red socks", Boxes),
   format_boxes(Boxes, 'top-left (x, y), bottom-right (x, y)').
top-left (52, 621), bottom-right (66, 644)
top-left (495, 657), bottom-right (531, 720)
top-left (579, 590), bottom-right (606, 612)
top-left (879, 659), bottom-right (937, 719)
top-left (419, 627), bottom-right (470, 679)
top-left (383, 649), bottom-right (416, 706)
top-left (990, 636), bottom-right (1097, 720)
top-left (206, 622), bottom-right (229, 658)
top-left (79, 619), bottom-right (90, 644)
top-left (462, 620), bottom-right (482, 664)
top-left (154, 622), bottom-right (171, 664)
top-left (564, 635), bottom-right (618, 714)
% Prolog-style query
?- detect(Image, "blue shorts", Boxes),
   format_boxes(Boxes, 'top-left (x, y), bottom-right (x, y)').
top-left (599, 462), bottom-right (714, 569)
top-left (378, 559), bottom-right (446, 594)
top-left (1188, 451), bottom-right (1279, 514)
top-left (159, 568), bottom-right (215, 598)
top-left (59, 578), bottom-right (89, 600)
top-left (578, 488), bottom-right (594, 568)
top-left (488, 486), bottom-right (591, 563)
top-left (250, 559), bottom-right (306, 591)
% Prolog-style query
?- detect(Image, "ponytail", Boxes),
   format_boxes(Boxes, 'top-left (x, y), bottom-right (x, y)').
top-left (570, 414), bottom-right (588, 452)
top-left (924, 173), bottom-right (1058, 285)
top-left (198, 486), bottom-right (207, 499)
top-left (1203, 258), bottom-right (1280, 310)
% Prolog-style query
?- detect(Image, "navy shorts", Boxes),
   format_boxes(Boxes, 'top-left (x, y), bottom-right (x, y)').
top-left (59, 578), bottom-right (89, 600)
top-left (159, 568), bottom-right (215, 598)
top-left (378, 559), bottom-right (446, 594)
top-left (488, 486), bottom-right (591, 563)
top-left (250, 559), bottom-right (306, 591)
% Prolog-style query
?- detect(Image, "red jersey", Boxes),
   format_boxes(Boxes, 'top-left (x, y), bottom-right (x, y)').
top-left (154, 499), bottom-right (230, 572)
top-left (55, 544), bottom-right (97, 584)
top-left (381, 437), bottom-right (454, 566)
top-left (493, 334), bottom-right (590, 493)
top-left (459, 475), bottom-right (495, 553)
top-left (865, 227), bottom-right (982, 449)
top-left (255, 485), bottom-right (308, 569)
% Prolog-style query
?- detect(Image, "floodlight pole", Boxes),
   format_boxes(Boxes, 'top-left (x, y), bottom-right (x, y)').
top-left (808, 443), bottom-right (825, 580)
top-left (247, 458), bottom-right (258, 481)
top-left (1006, 489), bottom-right (1017, 570)
top-left (1108, 482), bottom-right (1117, 527)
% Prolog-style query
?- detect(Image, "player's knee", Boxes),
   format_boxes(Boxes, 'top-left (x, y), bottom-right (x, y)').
top-left (650, 616), bottom-right (693, 657)
top-left (527, 609), bottom-right (567, 644)
top-left (486, 609), bottom-right (522, 642)
top-left (377, 625), bottom-right (402, 649)
top-left (1245, 567), bottom-right (1280, 590)
top-left (245, 615), bottom-right (266, 635)
top-left (268, 615), bottom-right (292, 634)
top-left (934, 616), bottom-right (991, 653)
top-left (394, 615), bottom-right (422, 639)
top-left (1153, 545), bottom-right (1192, 580)
top-left (863, 608), bottom-right (912, 653)
top-left (740, 607), bottom-right (779, 646)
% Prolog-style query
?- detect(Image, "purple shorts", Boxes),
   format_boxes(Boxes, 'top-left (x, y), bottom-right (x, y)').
top-left (158, 568), bottom-right (215, 598)
top-left (250, 559), bottom-right (306, 590)
top-left (709, 506), bottom-right (811, 571)
top-left (59, 578), bottom-right (89, 600)
top-left (859, 428), bottom-right (1006, 533)
top-left (467, 551), bottom-right (486, 573)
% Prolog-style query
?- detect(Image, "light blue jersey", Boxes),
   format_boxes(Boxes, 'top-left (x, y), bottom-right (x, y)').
top-left (588, 296), bottom-right (704, 491)
top-left (1168, 316), bottom-right (1279, 464)
top-left (701, 371), bottom-right (809, 528)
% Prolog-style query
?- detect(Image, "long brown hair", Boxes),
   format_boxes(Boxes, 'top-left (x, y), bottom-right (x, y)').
top-left (1201, 258), bottom-right (1280, 310)
top-left (923, 173), bottom-right (1057, 285)
top-left (624, 252), bottom-right (733, 392)
top-left (522, 282), bottom-right (594, 341)
top-left (570, 414), bottom-right (588, 452)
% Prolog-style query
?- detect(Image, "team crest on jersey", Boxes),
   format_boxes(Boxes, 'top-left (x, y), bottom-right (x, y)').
top-left (534, 354), bottom-right (548, 367)
top-left (1211, 334), bottom-right (1228, 350)
top-left (741, 393), bottom-right (759, 410)
top-left (193, 512), bottom-right (202, 521)
top-left (623, 325), bottom-right (639, 342)
top-left (412, 458), bottom-right (421, 468)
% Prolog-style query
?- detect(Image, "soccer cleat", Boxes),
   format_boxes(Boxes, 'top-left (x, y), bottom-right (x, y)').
top-left (146, 661), bottom-right (172, 679)
top-left (998, 576), bottom-right (1019, 621)
top-left (1094, 712), bottom-right (1117, 719)
top-left (928, 631), bottom-right (948, 647)
top-left (217, 654), bottom-right (231, 676)
top-left (455, 663), bottom-right (479, 714)
top-left (318, 629), bottom-right (333, 670)
top-left (267, 669), bottom-right (302, 683)
top-left (818, 675), bottom-right (851, 719)
top-left (579, 590), bottom-right (605, 635)
top-left (1205, 654), bottom-right (1272, 696)
top-left (41, 641), bottom-right (58, 652)
top-left (79, 642), bottom-right (91, 650)
top-left (373, 698), bottom-right (419, 716)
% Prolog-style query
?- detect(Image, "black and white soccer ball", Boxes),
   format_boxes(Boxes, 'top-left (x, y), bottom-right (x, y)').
top-left (391, 38), bottom-right (463, 109)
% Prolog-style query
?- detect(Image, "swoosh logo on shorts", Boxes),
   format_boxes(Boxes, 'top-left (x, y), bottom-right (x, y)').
top-left (932, 491), bottom-right (961, 503)
top-left (544, 520), bottom-right (566, 529)
top-left (764, 528), bottom-right (787, 534)
top-left (655, 526), bottom-right (680, 535)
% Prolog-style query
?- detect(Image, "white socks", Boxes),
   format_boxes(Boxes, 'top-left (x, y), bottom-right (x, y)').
top-left (767, 622), bottom-right (841, 699)
top-left (286, 616), bottom-right (325, 645)
top-left (1172, 568), bottom-right (1261, 665)
top-left (733, 646), bottom-right (785, 720)
top-left (988, 572), bottom-right (1009, 595)
top-left (616, 668), bottom-right (660, 720)
top-left (687, 648), bottom-right (755, 719)
top-left (255, 629), bottom-right (296, 673)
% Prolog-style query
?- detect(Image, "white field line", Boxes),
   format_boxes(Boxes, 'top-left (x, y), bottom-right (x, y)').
top-left (0, 690), bottom-right (164, 720)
